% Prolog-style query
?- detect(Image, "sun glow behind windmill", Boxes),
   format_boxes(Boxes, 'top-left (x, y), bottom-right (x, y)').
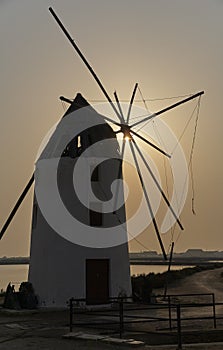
top-left (50, 7), bottom-right (203, 258)
top-left (0, 7), bottom-right (204, 261)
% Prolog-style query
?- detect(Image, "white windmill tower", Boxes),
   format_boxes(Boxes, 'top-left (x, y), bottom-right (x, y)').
top-left (27, 93), bottom-right (132, 307)
top-left (0, 7), bottom-right (204, 307)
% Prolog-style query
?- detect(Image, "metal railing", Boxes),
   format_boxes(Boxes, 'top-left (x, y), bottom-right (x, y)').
top-left (68, 293), bottom-right (223, 350)
top-left (156, 293), bottom-right (217, 330)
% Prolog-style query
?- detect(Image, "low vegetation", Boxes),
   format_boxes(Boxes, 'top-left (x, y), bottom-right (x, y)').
top-left (131, 263), bottom-right (223, 302)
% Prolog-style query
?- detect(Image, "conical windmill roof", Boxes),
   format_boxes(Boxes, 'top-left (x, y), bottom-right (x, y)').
top-left (38, 93), bottom-right (118, 160)
top-left (62, 93), bottom-right (90, 117)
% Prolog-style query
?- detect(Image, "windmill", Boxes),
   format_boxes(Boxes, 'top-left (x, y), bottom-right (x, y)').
top-left (0, 7), bottom-right (204, 307)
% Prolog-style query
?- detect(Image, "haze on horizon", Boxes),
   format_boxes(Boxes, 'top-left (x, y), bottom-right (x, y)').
top-left (0, 0), bottom-right (222, 257)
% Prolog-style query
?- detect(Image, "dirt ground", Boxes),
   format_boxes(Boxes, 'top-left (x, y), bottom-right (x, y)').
top-left (154, 266), bottom-right (223, 301)
top-left (1, 267), bottom-right (223, 349)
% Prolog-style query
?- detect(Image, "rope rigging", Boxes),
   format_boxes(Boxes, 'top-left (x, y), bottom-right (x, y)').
top-left (189, 96), bottom-right (201, 215)
top-left (136, 86), bottom-right (176, 248)
top-left (165, 96), bottom-right (202, 249)
top-left (87, 93), bottom-right (194, 103)
top-left (128, 85), bottom-right (202, 254)
top-left (60, 87), bottom-right (202, 255)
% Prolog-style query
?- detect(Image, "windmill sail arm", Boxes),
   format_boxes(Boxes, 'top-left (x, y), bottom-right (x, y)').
top-left (130, 130), bottom-right (171, 158)
top-left (49, 7), bottom-right (122, 123)
top-left (130, 91), bottom-right (204, 128)
top-left (112, 137), bottom-right (126, 213)
top-left (164, 241), bottom-right (174, 297)
top-left (114, 91), bottom-right (125, 124)
top-left (126, 83), bottom-right (138, 124)
top-left (0, 174), bottom-right (34, 240)
top-left (60, 95), bottom-right (121, 128)
top-left (132, 139), bottom-right (184, 231)
top-left (129, 142), bottom-right (167, 260)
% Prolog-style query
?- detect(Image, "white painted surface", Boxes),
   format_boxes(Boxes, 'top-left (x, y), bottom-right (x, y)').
top-left (28, 97), bottom-right (131, 307)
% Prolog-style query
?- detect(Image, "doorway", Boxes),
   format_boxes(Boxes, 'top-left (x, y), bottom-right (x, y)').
top-left (86, 259), bottom-right (109, 304)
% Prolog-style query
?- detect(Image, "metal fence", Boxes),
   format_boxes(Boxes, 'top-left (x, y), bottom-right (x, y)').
top-left (68, 293), bottom-right (223, 350)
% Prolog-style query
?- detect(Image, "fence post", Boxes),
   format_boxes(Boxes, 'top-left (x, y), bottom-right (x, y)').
top-left (168, 296), bottom-right (172, 330)
top-left (69, 298), bottom-right (73, 332)
top-left (176, 304), bottom-right (182, 350)
top-left (119, 297), bottom-right (124, 338)
top-left (212, 293), bottom-right (216, 329)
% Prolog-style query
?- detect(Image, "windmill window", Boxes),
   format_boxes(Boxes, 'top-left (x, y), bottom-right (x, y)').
top-left (89, 203), bottom-right (103, 227)
top-left (77, 135), bottom-right (81, 148)
top-left (90, 210), bottom-right (103, 227)
top-left (91, 164), bottom-right (99, 182)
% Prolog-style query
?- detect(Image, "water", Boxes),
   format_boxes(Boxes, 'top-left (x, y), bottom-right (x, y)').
top-left (0, 264), bottom-right (189, 292)
top-left (0, 265), bottom-right (29, 291)
top-left (130, 265), bottom-right (189, 276)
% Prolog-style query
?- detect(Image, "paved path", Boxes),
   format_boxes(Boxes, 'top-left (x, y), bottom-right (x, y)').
top-left (1, 308), bottom-right (223, 350)
top-left (1, 268), bottom-right (223, 349)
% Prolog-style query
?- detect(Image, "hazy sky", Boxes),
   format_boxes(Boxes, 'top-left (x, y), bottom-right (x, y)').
top-left (0, 0), bottom-right (222, 257)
